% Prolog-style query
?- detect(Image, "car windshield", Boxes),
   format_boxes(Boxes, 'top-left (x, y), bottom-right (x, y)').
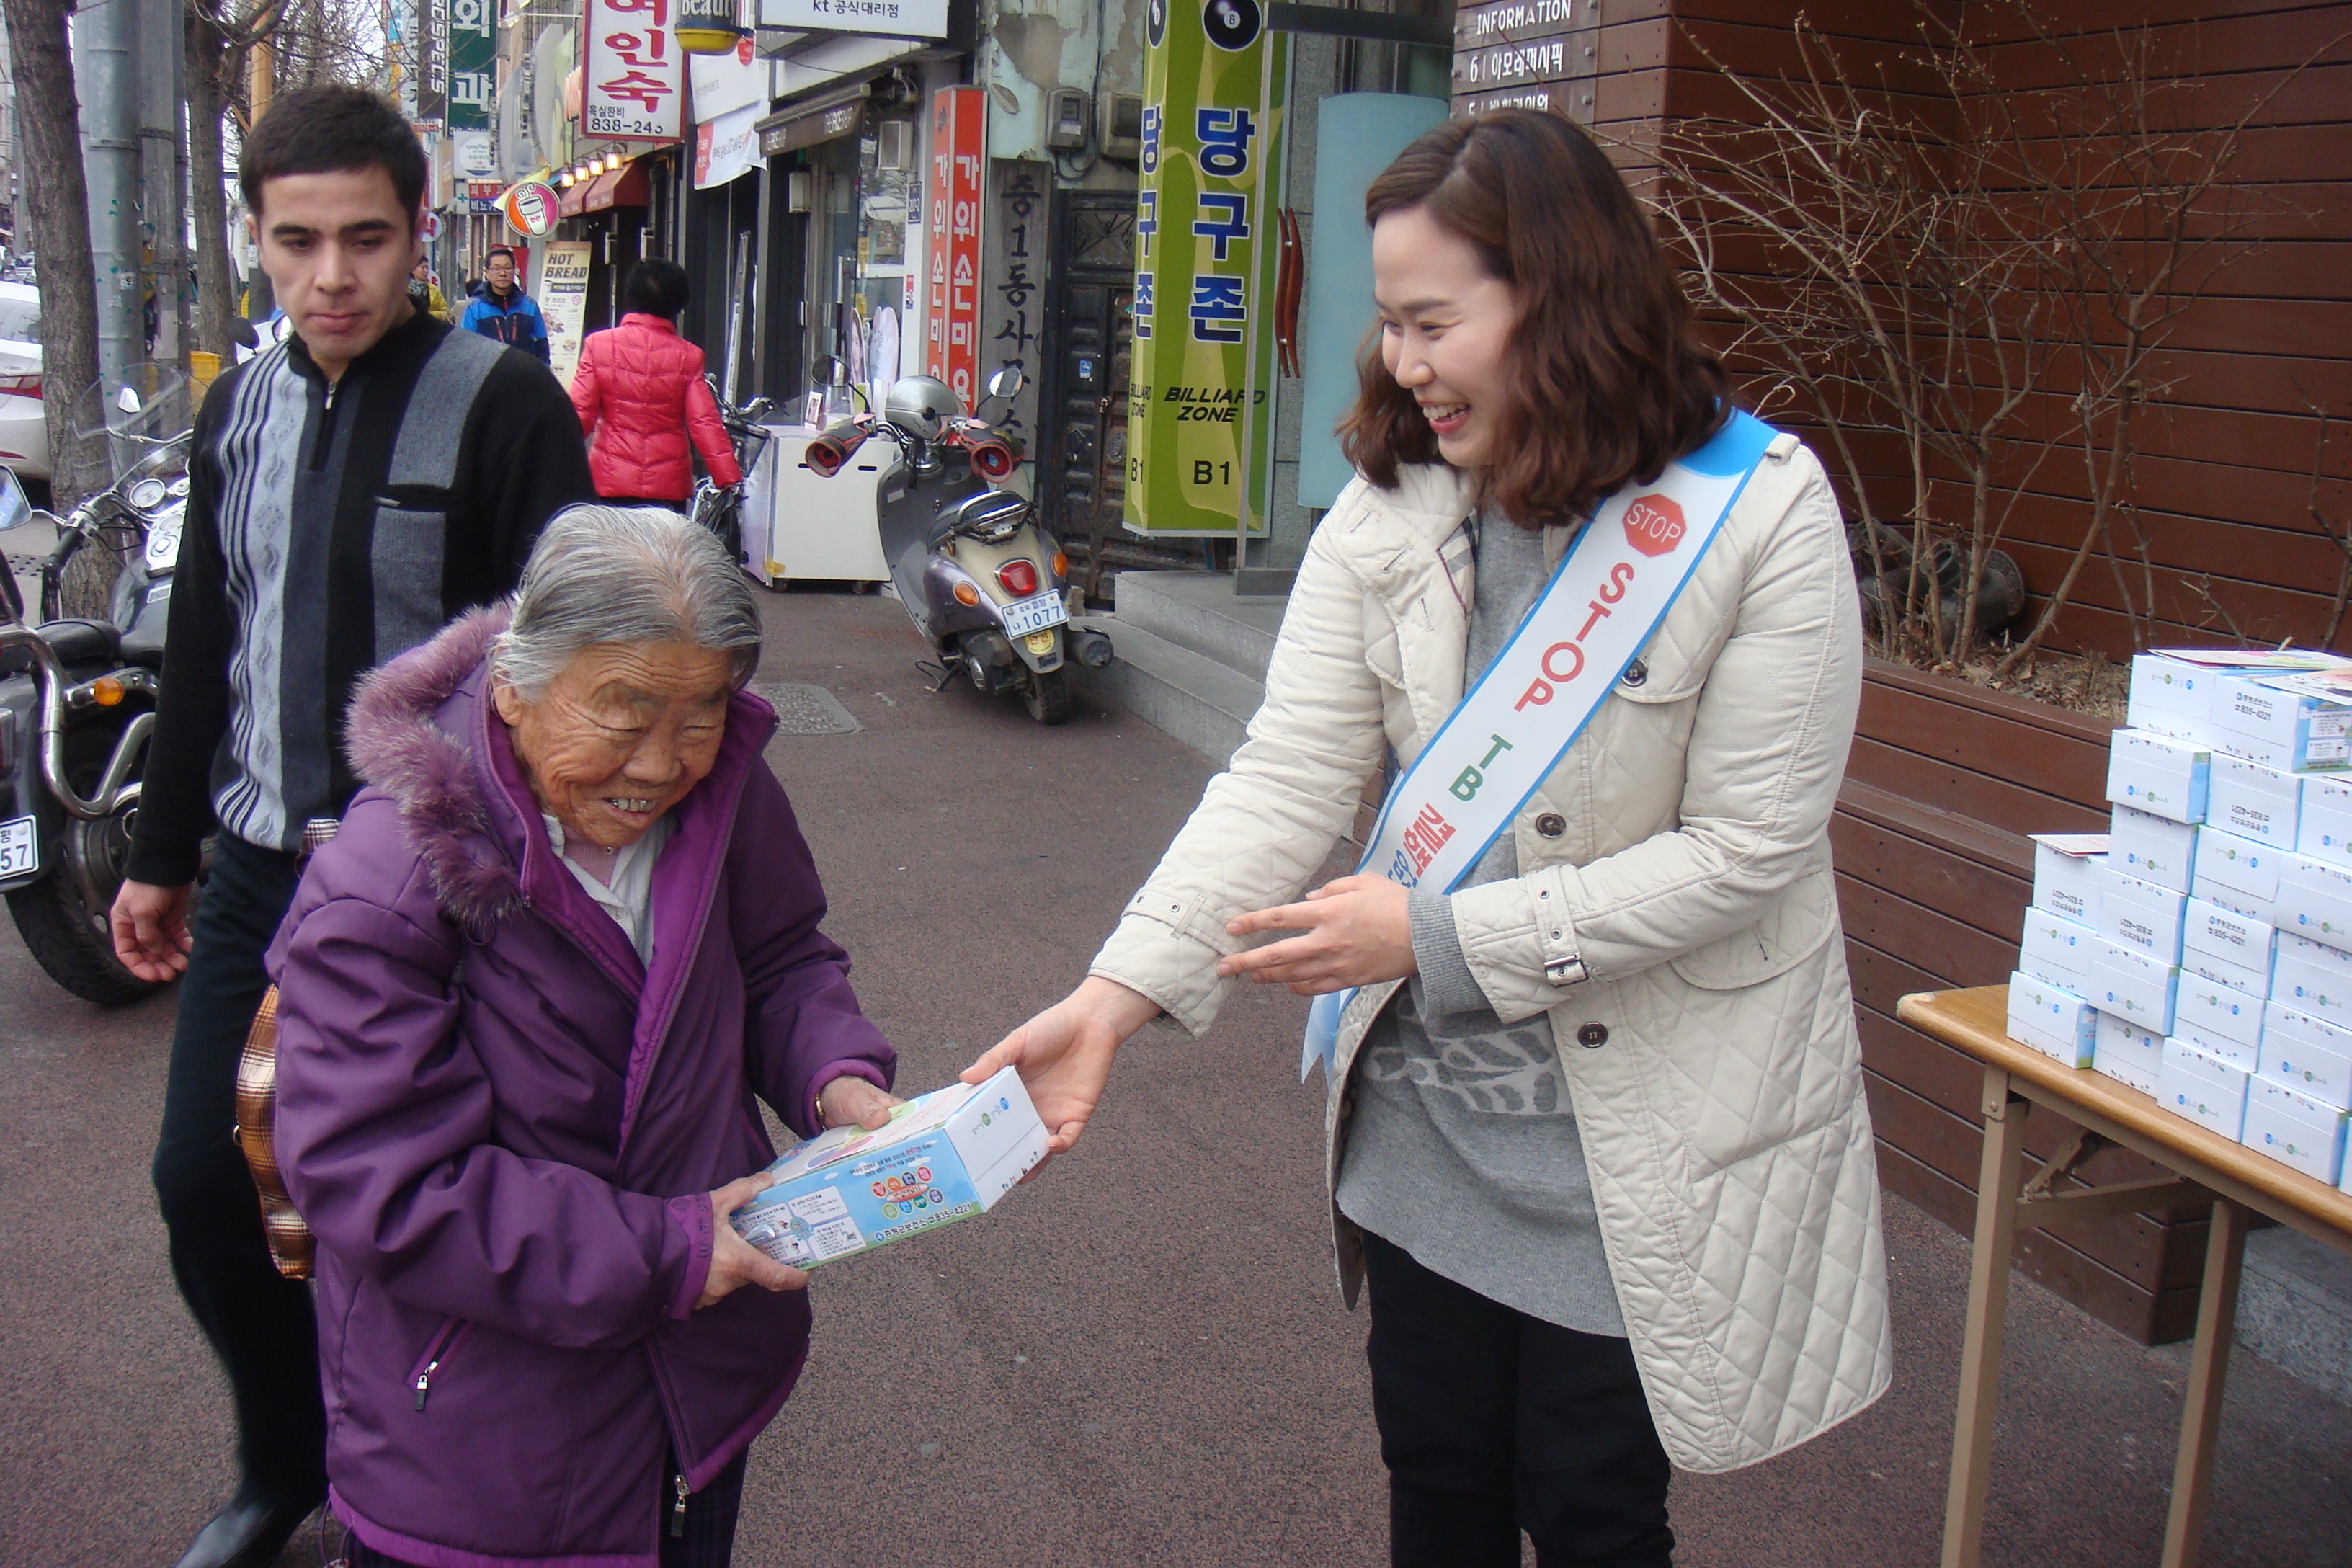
top-left (0, 296), bottom-right (39, 343)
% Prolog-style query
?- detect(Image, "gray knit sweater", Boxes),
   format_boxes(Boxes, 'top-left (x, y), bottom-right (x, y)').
top-left (1332, 512), bottom-right (1626, 1336)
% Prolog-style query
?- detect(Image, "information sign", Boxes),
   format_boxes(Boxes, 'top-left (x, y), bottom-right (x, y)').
top-left (1124, 0), bottom-right (1288, 538)
top-left (1450, 0), bottom-right (1598, 120)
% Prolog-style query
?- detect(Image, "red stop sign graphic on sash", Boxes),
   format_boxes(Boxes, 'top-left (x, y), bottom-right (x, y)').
top-left (1623, 494), bottom-right (1685, 557)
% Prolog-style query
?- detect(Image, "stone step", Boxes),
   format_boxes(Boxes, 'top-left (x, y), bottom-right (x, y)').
top-left (1069, 614), bottom-right (1261, 766)
top-left (1110, 570), bottom-right (1288, 685)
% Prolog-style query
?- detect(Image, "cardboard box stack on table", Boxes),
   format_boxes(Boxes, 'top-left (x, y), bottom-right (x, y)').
top-left (2005, 651), bottom-right (2352, 1194)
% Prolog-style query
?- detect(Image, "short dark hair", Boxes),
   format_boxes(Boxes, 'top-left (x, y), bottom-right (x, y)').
top-left (239, 85), bottom-right (427, 229)
top-left (623, 258), bottom-right (690, 319)
top-left (486, 246), bottom-right (517, 265)
top-left (1341, 110), bottom-right (1727, 529)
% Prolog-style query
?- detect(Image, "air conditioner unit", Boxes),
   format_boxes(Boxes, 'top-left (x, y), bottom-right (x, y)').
top-left (876, 117), bottom-right (912, 172)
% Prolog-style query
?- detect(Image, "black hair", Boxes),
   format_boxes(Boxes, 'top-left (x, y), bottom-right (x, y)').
top-left (486, 246), bottom-right (517, 264)
top-left (239, 84), bottom-right (428, 229)
top-left (623, 258), bottom-right (690, 319)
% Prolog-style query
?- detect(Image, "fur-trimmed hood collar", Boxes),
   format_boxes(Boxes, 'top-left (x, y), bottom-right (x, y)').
top-left (342, 605), bottom-right (525, 936)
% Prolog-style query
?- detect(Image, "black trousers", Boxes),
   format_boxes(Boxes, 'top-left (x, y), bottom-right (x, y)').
top-left (1363, 1230), bottom-right (1675, 1568)
top-left (339, 1451), bottom-right (750, 1568)
top-left (148, 833), bottom-right (326, 1502)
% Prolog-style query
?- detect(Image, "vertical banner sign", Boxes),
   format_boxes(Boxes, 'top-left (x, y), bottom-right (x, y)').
top-left (417, 0), bottom-right (449, 128)
top-left (539, 241), bottom-right (595, 386)
top-left (447, 0), bottom-right (496, 133)
top-left (584, 0), bottom-right (687, 141)
top-left (1126, 0), bottom-right (1287, 537)
top-left (924, 86), bottom-right (986, 409)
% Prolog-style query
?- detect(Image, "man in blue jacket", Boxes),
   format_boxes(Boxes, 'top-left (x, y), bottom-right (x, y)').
top-left (458, 245), bottom-right (549, 360)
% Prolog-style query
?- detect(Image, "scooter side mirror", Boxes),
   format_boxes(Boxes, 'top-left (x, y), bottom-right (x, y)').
top-left (810, 354), bottom-right (848, 388)
top-left (0, 466), bottom-right (32, 535)
top-left (986, 366), bottom-right (1025, 401)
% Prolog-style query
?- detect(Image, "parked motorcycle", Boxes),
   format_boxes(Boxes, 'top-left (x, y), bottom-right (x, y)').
top-left (0, 365), bottom-right (187, 1002)
top-left (806, 366), bottom-right (1112, 723)
top-left (687, 377), bottom-right (774, 565)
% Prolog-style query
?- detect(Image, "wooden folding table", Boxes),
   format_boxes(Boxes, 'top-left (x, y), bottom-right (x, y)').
top-left (1896, 986), bottom-right (2352, 1568)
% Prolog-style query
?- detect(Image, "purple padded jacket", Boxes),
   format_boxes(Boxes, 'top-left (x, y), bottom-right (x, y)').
top-left (271, 606), bottom-right (894, 1568)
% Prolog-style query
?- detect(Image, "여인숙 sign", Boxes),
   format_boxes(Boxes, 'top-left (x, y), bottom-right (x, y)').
top-left (584, 0), bottom-right (686, 142)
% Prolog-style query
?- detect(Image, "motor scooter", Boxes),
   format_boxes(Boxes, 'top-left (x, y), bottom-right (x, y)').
top-left (806, 367), bottom-right (1112, 723)
top-left (0, 365), bottom-right (187, 1002)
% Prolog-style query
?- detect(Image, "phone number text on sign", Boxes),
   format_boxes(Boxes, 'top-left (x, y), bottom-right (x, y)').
top-left (584, 0), bottom-right (685, 141)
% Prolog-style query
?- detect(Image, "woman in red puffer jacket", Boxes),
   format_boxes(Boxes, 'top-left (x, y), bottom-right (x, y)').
top-left (569, 259), bottom-right (744, 507)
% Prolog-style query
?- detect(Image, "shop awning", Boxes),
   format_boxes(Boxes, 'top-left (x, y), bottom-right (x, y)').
top-left (558, 159), bottom-right (653, 218)
top-left (754, 79), bottom-right (870, 157)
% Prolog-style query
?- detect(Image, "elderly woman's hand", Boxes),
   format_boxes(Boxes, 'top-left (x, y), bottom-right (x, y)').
top-left (816, 1074), bottom-right (898, 1131)
top-left (698, 1175), bottom-right (809, 1308)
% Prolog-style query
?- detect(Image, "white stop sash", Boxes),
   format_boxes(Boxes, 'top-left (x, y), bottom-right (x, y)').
top-left (1299, 411), bottom-right (1781, 1080)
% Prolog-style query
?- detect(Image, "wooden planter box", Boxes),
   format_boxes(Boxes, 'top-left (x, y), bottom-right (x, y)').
top-left (1839, 659), bottom-right (2211, 1344)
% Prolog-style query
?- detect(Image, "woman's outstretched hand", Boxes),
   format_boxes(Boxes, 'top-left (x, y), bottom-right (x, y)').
top-left (1217, 873), bottom-right (1415, 994)
top-left (963, 976), bottom-right (1159, 1157)
top-left (698, 1174), bottom-right (808, 1309)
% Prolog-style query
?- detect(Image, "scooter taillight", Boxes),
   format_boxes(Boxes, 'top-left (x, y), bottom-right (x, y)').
top-left (967, 436), bottom-right (1019, 481)
top-left (997, 558), bottom-right (1040, 598)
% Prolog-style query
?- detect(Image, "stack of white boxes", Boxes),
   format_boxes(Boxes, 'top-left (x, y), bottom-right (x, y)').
top-left (2007, 650), bottom-right (2352, 1195)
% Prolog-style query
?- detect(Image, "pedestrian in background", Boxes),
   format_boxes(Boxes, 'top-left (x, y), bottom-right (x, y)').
top-left (459, 245), bottom-right (549, 362)
top-left (109, 85), bottom-right (594, 1568)
top-left (407, 254), bottom-right (450, 322)
top-left (569, 258), bottom-right (743, 509)
top-left (970, 110), bottom-right (1889, 1568)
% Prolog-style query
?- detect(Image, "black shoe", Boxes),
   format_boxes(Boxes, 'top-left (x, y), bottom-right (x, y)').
top-left (169, 1483), bottom-right (321, 1568)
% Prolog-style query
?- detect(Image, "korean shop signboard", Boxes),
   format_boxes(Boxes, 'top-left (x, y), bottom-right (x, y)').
top-left (1126, 0), bottom-right (1288, 538)
top-left (583, 0), bottom-right (686, 142)
top-left (447, 0), bottom-right (496, 132)
top-left (924, 86), bottom-right (986, 410)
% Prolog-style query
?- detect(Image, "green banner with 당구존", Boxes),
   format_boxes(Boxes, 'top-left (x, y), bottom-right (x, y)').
top-left (1124, 0), bottom-right (1287, 538)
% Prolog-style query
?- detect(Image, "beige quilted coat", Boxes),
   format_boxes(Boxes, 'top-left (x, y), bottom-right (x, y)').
top-left (1090, 432), bottom-right (1893, 1472)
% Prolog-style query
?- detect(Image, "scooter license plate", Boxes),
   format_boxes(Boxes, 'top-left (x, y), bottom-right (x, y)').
top-left (0, 814), bottom-right (36, 879)
top-left (1001, 591), bottom-right (1068, 638)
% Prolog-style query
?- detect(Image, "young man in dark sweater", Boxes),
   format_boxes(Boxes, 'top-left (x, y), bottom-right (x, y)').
top-left (109, 86), bottom-right (594, 1568)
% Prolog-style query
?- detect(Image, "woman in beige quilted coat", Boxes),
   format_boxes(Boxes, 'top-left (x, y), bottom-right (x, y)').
top-left (968, 110), bottom-right (1891, 1566)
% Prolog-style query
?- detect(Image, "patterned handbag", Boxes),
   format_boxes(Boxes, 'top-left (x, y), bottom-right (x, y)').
top-left (233, 984), bottom-right (314, 1280)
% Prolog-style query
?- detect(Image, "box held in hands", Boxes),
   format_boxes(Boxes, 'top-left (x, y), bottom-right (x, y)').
top-left (731, 1067), bottom-right (1048, 1270)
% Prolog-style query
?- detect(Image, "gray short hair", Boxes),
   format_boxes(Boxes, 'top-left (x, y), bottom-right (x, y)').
top-left (491, 504), bottom-right (762, 701)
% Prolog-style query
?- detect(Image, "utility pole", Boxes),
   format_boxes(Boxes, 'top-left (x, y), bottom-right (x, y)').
top-left (137, 0), bottom-right (187, 370)
top-left (71, 0), bottom-right (138, 380)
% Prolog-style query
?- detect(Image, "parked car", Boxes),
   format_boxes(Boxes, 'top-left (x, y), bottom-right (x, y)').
top-left (0, 281), bottom-right (45, 481)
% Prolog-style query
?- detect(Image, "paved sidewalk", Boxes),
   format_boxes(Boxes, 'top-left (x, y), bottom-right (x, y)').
top-left (3, 587), bottom-right (2347, 1567)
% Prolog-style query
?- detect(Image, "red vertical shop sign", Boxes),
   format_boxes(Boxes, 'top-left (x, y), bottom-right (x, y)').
top-left (925, 86), bottom-right (986, 409)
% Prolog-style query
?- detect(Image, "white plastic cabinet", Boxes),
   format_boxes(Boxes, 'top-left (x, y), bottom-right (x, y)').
top-left (736, 424), bottom-right (891, 589)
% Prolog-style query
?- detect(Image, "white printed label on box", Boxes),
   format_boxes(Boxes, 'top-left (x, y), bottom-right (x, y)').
top-left (2031, 836), bottom-right (2108, 925)
top-left (2108, 804), bottom-right (2197, 891)
top-left (2207, 754), bottom-right (2302, 847)
top-left (2098, 868), bottom-right (2187, 961)
top-left (2095, 1049), bottom-right (2161, 1096)
top-left (2097, 1009), bottom-right (2164, 1064)
top-left (2089, 935), bottom-right (2179, 1033)
top-left (2277, 854), bottom-right (2352, 948)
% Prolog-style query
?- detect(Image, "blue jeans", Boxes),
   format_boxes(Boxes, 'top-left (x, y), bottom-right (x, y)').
top-left (1363, 1229), bottom-right (1675, 1567)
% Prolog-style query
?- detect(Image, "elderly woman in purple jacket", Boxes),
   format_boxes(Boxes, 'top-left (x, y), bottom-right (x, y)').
top-left (270, 505), bottom-right (898, 1568)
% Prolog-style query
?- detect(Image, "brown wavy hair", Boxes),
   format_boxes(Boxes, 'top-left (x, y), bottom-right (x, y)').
top-left (1339, 110), bottom-right (1727, 528)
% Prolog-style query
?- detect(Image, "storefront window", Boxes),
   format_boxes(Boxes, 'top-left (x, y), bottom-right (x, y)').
top-left (801, 117), bottom-right (919, 401)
